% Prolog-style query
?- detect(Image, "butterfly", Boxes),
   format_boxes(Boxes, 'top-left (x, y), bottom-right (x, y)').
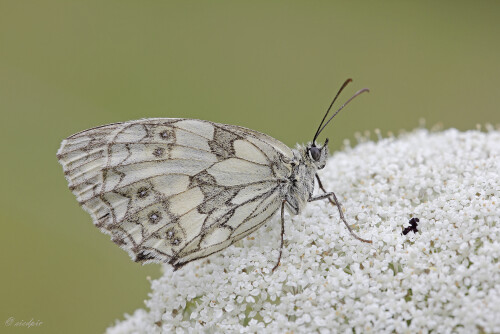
top-left (57, 79), bottom-right (371, 271)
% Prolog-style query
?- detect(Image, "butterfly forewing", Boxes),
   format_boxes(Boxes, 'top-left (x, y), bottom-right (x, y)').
top-left (58, 118), bottom-right (293, 268)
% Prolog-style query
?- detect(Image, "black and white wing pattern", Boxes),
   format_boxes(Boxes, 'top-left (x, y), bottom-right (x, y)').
top-left (57, 118), bottom-right (294, 269)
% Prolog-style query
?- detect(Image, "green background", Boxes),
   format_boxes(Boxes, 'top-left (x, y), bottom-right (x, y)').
top-left (1, 1), bottom-right (499, 333)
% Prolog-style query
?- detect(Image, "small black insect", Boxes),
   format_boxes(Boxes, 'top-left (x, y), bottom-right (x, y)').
top-left (402, 217), bottom-right (419, 235)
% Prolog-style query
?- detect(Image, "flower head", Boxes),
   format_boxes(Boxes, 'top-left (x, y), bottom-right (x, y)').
top-left (108, 128), bottom-right (500, 334)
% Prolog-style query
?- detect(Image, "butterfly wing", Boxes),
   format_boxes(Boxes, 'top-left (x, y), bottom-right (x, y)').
top-left (57, 118), bottom-right (293, 268)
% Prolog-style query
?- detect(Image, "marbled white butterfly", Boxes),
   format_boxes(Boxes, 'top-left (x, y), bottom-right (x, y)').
top-left (57, 79), bottom-right (371, 271)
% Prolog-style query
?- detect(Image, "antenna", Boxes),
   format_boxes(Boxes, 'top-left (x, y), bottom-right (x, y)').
top-left (312, 79), bottom-right (369, 143)
top-left (312, 78), bottom-right (352, 144)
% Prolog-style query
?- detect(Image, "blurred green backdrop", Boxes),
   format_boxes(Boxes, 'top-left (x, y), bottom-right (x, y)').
top-left (1, 1), bottom-right (499, 333)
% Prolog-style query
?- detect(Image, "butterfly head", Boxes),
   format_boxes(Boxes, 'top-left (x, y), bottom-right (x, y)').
top-left (307, 139), bottom-right (329, 169)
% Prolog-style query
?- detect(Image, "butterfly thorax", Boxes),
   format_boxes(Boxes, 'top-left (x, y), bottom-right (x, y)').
top-left (284, 147), bottom-right (320, 215)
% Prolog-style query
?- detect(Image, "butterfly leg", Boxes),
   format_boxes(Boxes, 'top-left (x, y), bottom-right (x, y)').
top-left (312, 174), bottom-right (372, 244)
top-left (309, 192), bottom-right (338, 203)
top-left (272, 200), bottom-right (287, 272)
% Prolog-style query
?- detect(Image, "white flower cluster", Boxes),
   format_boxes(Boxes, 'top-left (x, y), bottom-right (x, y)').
top-left (107, 128), bottom-right (500, 334)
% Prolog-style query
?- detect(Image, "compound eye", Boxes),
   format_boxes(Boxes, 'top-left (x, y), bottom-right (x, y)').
top-left (309, 146), bottom-right (321, 161)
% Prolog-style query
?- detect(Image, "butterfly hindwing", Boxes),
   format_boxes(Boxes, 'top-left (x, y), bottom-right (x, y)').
top-left (58, 118), bottom-right (293, 268)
